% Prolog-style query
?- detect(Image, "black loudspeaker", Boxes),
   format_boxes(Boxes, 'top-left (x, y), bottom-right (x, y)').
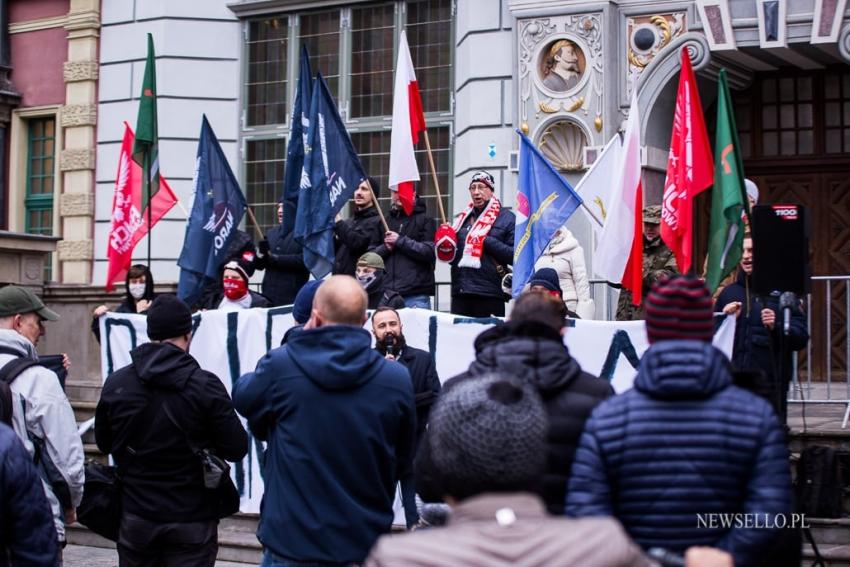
top-left (751, 204), bottom-right (811, 295)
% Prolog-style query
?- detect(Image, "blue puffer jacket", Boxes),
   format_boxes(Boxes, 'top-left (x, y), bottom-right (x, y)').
top-left (450, 202), bottom-right (515, 299)
top-left (566, 340), bottom-right (791, 567)
top-left (0, 422), bottom-right (58, 566)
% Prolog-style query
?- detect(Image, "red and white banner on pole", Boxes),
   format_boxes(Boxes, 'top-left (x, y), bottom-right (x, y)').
top-left (105, 122), bottom-right (178, 290)
top-left (593, 91), bottom-right (644, 305)
top-left (388, 30), bottom-right (426, 216)
top-left (660, 47), bottom-right (714, 273)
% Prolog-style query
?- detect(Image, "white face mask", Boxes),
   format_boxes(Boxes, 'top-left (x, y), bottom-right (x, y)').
top-left (128, 283), bottom-right (146, 300)
top-left (357, 273), bottom-right (376, 289)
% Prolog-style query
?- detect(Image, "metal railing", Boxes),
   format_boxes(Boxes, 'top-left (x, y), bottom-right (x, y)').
top-left (790, 276), bottom-right (850, 408)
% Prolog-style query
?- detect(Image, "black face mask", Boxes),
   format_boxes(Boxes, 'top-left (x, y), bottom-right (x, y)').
top-left (376, 331), bottom-right (407, 357)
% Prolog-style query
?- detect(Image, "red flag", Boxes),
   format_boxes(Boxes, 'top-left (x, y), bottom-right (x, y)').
top-left (105, 122), bottom-right (178, 290)
top-left (660, 47), bottom-right (714, 273)
top-left (389, 30), bottom-right (426, 215)
top-left (622, 182), bottom-right (644, 305)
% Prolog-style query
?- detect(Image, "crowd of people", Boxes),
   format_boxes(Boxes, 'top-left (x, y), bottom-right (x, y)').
top-left (0, 171), bottom-right (811, 567)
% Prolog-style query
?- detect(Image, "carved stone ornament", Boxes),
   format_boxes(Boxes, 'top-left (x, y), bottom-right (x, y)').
top-left (23, 257), bottom-right (42, 283)
top-left (538, 120), bottom-right (588, 171)
top-left (627, 13), bottom-right (686, 95)
top-left (59, 193), bottom-right (94, 217)
top-left (57, 239), bottom-right (93, 261)
top-left (519, 19), bottom-right (559, 123)
top-left (63, 61), bottom-right (99, 83)
top-left (60, 104), bottom-right (97, 127)
top-left (60, 149), bottom-right (95, 171)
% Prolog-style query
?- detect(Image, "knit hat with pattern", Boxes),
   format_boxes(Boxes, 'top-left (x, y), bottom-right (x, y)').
top-left (644, 274), bottom-right (714, 344)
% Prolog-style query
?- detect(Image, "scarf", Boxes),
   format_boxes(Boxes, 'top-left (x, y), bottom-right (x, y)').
top-left (452, 198), bottom-right (501, 269)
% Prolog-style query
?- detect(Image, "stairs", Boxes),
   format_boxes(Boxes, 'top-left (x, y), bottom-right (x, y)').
top-left (67, 380), bottom-right (262, 565)
top-left (803, 519), bottom-right (850, 566)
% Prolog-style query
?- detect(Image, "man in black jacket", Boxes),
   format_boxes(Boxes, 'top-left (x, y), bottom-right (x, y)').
top-left (96, 295), bottom-right (248, 567)
top-left (371, 306), bottom-right (441, 451)
top-left (449, 171), bottom-right (515, 317)
top-left (333, 177), bottom-right (383, 276)
top-left (416, 290), bottom-right (612, 514)
top-left (256, 202), bottom-right (309, 306)
top-left (372, 189), bottom-right (436, 308)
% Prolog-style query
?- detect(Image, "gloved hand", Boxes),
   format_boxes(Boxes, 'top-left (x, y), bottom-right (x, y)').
top-left (258, 239), bottom-right (270, 257)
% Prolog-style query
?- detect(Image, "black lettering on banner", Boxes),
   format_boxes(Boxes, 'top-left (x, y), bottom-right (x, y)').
top-left (599, 330), bottom-right (641, 381)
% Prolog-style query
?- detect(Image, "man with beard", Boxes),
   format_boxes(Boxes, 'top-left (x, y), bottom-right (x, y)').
top-left (616, 205), bottom-right (678, 320)
top-left (371, 306), bottom-right (441, 451)
top-left (543, 39), bottom-right (582, 92)
top-left (356, 253), bottom-right (405, 310)
top-left (372, 187), bottom-right (436, 309)
top-left (333, 177), bottom-right (383, 276)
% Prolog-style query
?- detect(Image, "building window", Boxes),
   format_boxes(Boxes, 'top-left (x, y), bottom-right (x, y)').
top-left (245, 138), bottom-right (287, 236)
top-left (241, 0), bottom-right (454, 224)
top-left (25, 117), bottom-right (56, 280)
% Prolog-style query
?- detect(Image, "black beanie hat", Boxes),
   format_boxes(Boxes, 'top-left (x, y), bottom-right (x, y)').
top-left (366, 176), bottom-right (380, 198)
top-left (146, 294), bottom-right (193, 341)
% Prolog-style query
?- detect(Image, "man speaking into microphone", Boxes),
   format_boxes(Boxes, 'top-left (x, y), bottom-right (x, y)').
top-left (715, 234), bottom-right (809, 425)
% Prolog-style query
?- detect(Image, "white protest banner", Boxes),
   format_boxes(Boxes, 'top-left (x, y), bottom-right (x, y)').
top-left (100, 308), bottom-right (735, 513)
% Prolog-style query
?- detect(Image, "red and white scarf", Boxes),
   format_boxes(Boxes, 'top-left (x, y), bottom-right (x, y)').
top-left (452, 198), bottom-right (501, 269)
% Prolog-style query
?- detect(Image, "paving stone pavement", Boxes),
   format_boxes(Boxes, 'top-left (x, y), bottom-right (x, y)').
top-left (62, 545), bottom-right (253, 567)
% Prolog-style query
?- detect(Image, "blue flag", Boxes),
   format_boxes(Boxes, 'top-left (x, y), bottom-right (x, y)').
top-left (177, 115), bottom-right (248, 306)
top-left (281, 46), bottom-right (313, 237)
top-left (294, 73), bottom-right (366, 279)
top-left (513, 131), bottom-right (583, 297)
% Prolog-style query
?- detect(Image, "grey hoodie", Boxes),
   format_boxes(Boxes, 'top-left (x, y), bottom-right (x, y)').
top-left (0, 329), bottom-right (84, 541)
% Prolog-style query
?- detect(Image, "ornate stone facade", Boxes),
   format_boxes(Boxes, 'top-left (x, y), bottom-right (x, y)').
top-left (57, 239), bottom-right (93, 261)
top-left (63, 60), bottom-right (99, 83)
top-left (59, 148), bottom-right (95, 171)
top-left (59, 192), bottom-right (94, 217)
top-left (60, 104), bottom-right (97, 127)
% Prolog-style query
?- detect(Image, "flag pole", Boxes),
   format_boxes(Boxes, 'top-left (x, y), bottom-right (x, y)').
top-left (364, 179), bottom-right (390, 233)
top-left (145, 153), bottom-right (152, 269)
top-left (244, 206), bottom-right (266, 240)
top-left (422, 131), bottom-right (447, 225)
top-left (580, 201), bottom-right (604, 228)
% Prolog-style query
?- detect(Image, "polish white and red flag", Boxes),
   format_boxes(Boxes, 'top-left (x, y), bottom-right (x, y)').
top-left (105, 122), bottom-right (178, 290)
top-left (661, 47), bottom-right (714, 273)
top-left (388, 30), bottom-right (426, 215)
top-left (593, 91), bottom-right (644, 305)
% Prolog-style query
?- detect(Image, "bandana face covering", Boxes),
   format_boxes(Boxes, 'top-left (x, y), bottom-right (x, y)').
top-left (128, 283), bottom-right (146, 300)
top-left (223, 277), bottom-right (248, 300)
top-left (357, 273), bottom-right (377, 289)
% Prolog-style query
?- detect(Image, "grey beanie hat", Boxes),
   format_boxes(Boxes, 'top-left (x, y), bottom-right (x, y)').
top-left (430, 374), bottom-right (548, 497)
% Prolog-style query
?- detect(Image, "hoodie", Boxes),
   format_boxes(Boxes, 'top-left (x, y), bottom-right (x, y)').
top-left (95, 342), bottom-right (248, 522)
top-left (567, 340), bottom-right (792, 567)
top-left (234, 325), bottom-right (416, 564)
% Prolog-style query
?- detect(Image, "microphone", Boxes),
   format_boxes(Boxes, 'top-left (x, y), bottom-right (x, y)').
top-left (384, 333), bottom-right (398, 358)
top-left (779, 291), bottom-right (797, 336)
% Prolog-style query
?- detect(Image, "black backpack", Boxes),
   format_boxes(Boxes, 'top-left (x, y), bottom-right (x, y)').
top-left (796, 445), bottom-right (844, 518)
top-left (0, 349), bottom-right (40, 426)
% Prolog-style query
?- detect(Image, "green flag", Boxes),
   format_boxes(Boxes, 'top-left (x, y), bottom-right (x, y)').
top-left (132, 33), bottom-right (159, 213)
top-left (705, 69), bottom-right (748, 293)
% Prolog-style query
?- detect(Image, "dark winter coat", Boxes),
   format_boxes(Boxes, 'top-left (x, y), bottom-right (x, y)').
top-left (436, 321), bottom-right (613, 514)
top-left (566, 340), bottom-right (792, 567)
top-left (95, 343), bottom-right (248, 523)
top-left (199, 290), bottom-right (271, 310)
top-left (714, 270), bottom-right (808, 390)
top-left (333, 206), bottom-right (383, 276)
top-left (256, 225), bottom-right (309, 306)
top-left (0, 422), bottom-right (58, 567)
top-left (450, 204), bottom-right (515, 299)
top-left (90, 265), bottom-right (156, 342)
top-left (372, 198), bottom-right (436, 297)
top-left (392, 345), bottom-right (440, 452)
top-left (196, 229), bottom-right (258, 309)
top-left (234, 325), bottom-right (416, 564)
top-left (365, 271), bottom-right (406, 311)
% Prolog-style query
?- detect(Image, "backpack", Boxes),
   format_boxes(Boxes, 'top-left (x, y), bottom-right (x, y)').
top-left (0, 347), bottom-right (40, 426)
top-left (796, 445), bottom-right (844, 518)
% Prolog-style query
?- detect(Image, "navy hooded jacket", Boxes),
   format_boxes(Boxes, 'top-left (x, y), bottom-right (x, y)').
top-left (0, 422), bottom-right (58, 567)
top-left (566, 340), bottom-right (791, 567)
top-left (233, 325), bottom-right (416, 565)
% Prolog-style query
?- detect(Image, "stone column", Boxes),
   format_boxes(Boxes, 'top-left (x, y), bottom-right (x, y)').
top-left (58, 0), bottom-right (99, 283)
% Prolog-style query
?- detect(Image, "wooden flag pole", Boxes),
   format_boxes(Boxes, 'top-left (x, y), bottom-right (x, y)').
top-left (364, 178), bottom-right (390, 233)
top-left (245, 206), bottom-right (265, 240)
top-left (422, 131), bottom-right (447, 225)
